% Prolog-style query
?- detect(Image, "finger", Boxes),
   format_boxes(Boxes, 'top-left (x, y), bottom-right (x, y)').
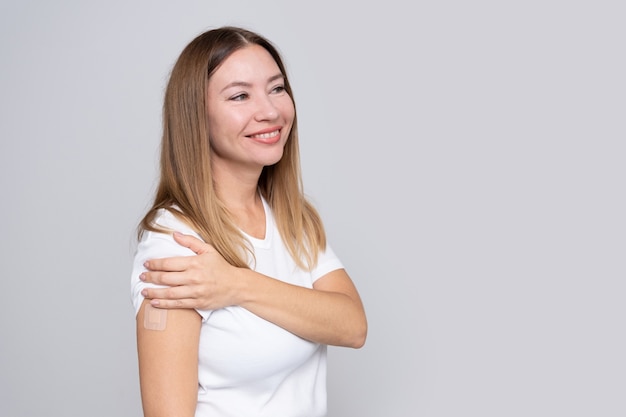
top-left (144, 255), bottom-right (192, 272)
top-left (141, 284), bottom-right (196, 301)
top-left (149, 298), bottom-right (199, 309)
top-left (173, 231), bottom-right (212, 255)
top-left (140, 271), bottom-right (196, 286)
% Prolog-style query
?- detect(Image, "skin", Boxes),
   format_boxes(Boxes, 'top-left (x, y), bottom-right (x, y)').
top-left (137, 303), bottom-right (200, 417)
top-left (137, 44), bottom-right (367, 417)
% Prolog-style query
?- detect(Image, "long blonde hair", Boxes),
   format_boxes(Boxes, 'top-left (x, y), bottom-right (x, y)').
top-left (139, 26), bottom-right (326, 270)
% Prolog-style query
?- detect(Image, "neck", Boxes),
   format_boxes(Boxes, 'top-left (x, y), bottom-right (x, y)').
top-left (212, 166), bottom-right (262, 212)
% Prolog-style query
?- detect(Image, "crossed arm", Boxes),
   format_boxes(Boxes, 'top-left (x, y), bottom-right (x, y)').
top-left (139, 232), bottom-right (368, 348)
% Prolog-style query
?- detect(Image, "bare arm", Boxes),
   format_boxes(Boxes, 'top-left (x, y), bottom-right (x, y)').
top-left (236, 267), bottom-right (366, 347)
top-left (136, 299), bottom-right (202, 417)
top-left (140, 233), bottom-right (367, 348)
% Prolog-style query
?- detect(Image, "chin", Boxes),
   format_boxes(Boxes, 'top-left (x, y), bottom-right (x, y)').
top-left (259, 151), bottom-right (285, 167)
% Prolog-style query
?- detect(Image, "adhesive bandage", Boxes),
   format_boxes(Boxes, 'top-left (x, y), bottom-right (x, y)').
top-left (143, 304), bottom-right (168, 331)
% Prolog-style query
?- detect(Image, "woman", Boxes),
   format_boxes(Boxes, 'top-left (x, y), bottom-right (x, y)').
top-left (131, 26), bottom-right (367, 417)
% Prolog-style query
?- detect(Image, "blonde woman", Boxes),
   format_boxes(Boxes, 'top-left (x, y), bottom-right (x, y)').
top-left (131, 26), bottom-right (367, 417)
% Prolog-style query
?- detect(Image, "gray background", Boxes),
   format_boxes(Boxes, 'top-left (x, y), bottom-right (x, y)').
top-left (1, 1), bottom-right (624, 416)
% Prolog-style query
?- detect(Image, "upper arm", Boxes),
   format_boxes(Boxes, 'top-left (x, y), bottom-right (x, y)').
top-left (313, 268), bottom-right (364, 305)
top-left (136, 299), bottom-right (202, 417)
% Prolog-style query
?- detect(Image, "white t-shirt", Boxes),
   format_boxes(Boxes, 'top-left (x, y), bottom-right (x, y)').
top-left (130, 198), bottom-right (344, 417)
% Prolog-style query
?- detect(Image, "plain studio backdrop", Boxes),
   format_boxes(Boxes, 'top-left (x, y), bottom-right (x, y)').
top-left (1, 1), bottom-right (624, 416)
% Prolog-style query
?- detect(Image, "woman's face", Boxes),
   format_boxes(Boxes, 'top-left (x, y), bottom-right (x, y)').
top-left (206, 44), bottom-right (295, 175)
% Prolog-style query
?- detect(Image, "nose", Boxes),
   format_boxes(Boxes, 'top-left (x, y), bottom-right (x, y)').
top-left (254, 95), bottom-right (279, 121)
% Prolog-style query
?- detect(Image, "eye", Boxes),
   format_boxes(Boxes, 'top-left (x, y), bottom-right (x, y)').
top-left (229, 92), bottom-right (248, 101)
top-left (270, 85), bottom-right (286, 94)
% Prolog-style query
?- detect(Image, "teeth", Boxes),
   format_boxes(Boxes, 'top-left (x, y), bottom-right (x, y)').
top-left (251, 130), bottom-right (279, 139)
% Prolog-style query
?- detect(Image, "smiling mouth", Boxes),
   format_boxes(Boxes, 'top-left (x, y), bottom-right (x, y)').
top-left (248, 130), bottom-right (280, 140)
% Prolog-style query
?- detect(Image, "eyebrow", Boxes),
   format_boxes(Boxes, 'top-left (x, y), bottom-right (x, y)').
top-left (220, 73), bottom-right (285, 93)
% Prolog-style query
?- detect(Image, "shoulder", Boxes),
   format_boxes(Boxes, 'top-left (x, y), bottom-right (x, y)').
top-left (147, 207), bottom-right (201, 238)
top-left (138, 208), bottom-right (204, 253)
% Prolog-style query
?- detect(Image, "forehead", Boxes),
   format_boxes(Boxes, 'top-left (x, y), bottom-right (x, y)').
top-left (209, 44), bottom-right (282, 86)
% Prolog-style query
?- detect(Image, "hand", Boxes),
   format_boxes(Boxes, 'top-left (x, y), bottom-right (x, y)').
top-left (140, 232), bottom-right (240, 310)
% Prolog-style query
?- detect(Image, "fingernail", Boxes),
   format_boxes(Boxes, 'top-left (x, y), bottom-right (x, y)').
top-left (143, 261), bottom-right (149, 268)
top-left (173, 231), bottom-right (182, 238)
top-left (139, 273), bottom-right (146, 281)
top-left (150, 300), bottom-right (160, 306)
top-left (141, 290), bottom-right (148, 297)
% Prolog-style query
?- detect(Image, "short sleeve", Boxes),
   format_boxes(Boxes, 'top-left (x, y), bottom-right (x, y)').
top-left (310, 243), bottom-right (344, 283)
top-left (130, 209), bottom-right (213, 321)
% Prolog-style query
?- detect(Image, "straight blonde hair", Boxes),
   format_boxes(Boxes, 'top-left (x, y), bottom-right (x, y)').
top-left (139, 26), bottom-right (326, 270)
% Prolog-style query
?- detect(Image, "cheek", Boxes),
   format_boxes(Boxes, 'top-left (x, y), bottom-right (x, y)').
top-left (208, 110), bottom-right (244, 140)
top-left (280, 98), bottom-right (296, 123)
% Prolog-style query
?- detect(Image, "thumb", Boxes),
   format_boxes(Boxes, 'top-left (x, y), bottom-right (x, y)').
top-left (173, 231), bottom-right (212, 255)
